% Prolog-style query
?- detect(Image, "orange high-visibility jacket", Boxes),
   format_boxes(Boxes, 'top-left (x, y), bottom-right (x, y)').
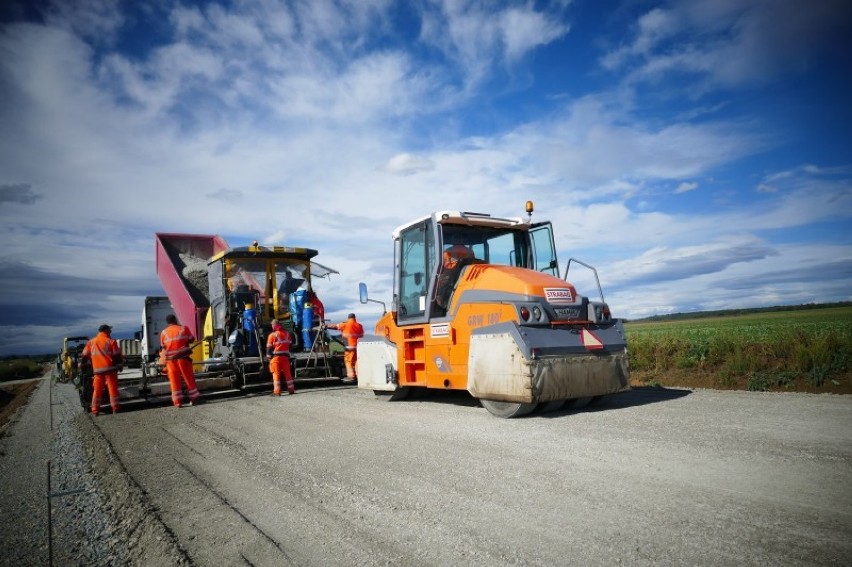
top-left (160, 324), bottom-right (195, 360)
top-left (81, 332), bottom-right (122, 374)
top-left (266, 329), bottom-right (293, 356)
top-left (334, 319), bottom-right (364, 350)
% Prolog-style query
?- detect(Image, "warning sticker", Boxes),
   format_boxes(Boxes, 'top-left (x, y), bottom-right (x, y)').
top-left (431, 323), bottom-right (450, 338)
top-left (581, 329), bottom-right (604, 350)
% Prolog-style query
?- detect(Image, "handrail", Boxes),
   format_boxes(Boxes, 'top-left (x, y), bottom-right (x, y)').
top-left (564, 258), bottom-right (606, 304)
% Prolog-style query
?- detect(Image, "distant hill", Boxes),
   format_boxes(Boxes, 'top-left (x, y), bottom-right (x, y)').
top-left (626, 301), bottom-right (852, 324)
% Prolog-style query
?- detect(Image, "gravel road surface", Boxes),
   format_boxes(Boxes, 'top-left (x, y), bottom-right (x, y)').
top-left (2, 376), bottom-right (851, 566)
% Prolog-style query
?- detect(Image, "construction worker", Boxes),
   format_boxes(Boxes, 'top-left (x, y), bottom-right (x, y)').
top-left (332, 313), bottom-right (364, 382)
top-left (436, 243), bottom-right (475, 309)
top-left (160, 314), bottom-right (202, 407)
top-left (79, 324), bottom-right (123, 416)
top-left (266, 319), bottom-right (295, 395)
top-left (443, 243), bottom-right (474, 270)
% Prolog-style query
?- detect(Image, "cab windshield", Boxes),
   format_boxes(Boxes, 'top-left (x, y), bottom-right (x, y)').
top-left (439, 225), bottom-right (531, 268)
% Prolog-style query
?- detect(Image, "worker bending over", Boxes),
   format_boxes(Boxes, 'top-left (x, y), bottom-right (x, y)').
top-left (266, 319), bottom-right (295, 395)
top-left (160, 314), bottom-right (202, 407)
top-left (80, 324), bottom-right (123, 415)
top-left (332, 313), bottom-right (364, 382)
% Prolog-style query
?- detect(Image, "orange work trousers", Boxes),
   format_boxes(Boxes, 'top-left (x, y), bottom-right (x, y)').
top-left (269, 354), bottom-right (294, 394)
top-left (344, 349), bottom-right (357, 379)
top-left (166, 357), bottom-right (201, 406)
top-left (91, 372), bottom-right (120, 414)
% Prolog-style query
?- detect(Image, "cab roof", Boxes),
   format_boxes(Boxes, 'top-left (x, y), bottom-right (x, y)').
top-left (391, 210), bottom-right (530, 238)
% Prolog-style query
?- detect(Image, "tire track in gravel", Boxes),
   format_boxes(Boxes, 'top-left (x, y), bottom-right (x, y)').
top-left (172, 457), bottom-right (296, 565)
top-left (166, 407), bottom-right (418, 564)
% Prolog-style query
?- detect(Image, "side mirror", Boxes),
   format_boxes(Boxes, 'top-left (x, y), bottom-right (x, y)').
top-left (358, 282), bottom-right (387, 313)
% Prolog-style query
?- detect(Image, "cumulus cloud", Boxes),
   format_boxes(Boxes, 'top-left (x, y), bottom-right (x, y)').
top-left (206, 188), bottom-right (244, 201)
top-left (674, 181), bottom-right (698, 194)
top-left (498, 7), bottom-right (568, 61)
top-left (0, 183), bottom-right (42, 204)
top-left (419, 0), bottom-right (569, 87)
top-left (602, 0), bottom-right (852, 87)
top-left (605, 237), bottom-right (778, 288)
top-left (380, 153), bottom-right (436, 175)
top-left (0, 1), bottom-right (849, 352)
top-left (44, 0), bottom-right (125, 45)
top-left (496, 95), bottom-right (764, 190)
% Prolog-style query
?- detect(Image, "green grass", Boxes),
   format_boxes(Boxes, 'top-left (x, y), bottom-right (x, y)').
top-left (625, 305), bottom-right (852, 391)
top-left (0, 359), bottom-right (47, 382)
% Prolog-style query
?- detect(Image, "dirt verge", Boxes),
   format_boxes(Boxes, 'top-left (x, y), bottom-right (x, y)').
top-left (631, 369), bottom-right (852, 394)
top-left (0, 381), bottom-right (39, 435)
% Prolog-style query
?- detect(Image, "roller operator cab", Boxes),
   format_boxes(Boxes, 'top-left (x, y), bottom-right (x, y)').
top-left (357, 202), bottom-right (630, 417)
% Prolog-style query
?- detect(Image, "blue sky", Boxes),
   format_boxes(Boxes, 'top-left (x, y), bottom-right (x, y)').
top-left (1, 0), bottom-right (851, 356)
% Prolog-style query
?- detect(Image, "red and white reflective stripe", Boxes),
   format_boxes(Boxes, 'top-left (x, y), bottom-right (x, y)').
top-left (581, 329), bottom-right (604, 350)
top-left (164, 347), bottom-right (192, 360)
top-left (162, 328), bottom-right (193, 344)
top-left (162, 325), bottom-right (194, 359)
top-left (88, 343), bottom-right (110, 356)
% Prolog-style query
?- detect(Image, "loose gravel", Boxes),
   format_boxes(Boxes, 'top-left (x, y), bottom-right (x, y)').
top-left (179, 252), bottom-right (210, 303)
top-left (0, 375), bottom-right (187, 566)
top-left (3, 375), bottom-right (851, 566)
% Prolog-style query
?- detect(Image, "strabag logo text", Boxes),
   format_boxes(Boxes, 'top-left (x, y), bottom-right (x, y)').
top-left (544, 288), bottom-right (573, 303)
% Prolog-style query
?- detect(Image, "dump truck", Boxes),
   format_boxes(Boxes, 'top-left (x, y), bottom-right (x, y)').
top-left (118, 339), bottom-right (142, 369)
top-left (137, 295), bottom-right (173, 379)
top-left (357, 202), bottom-right (630, 417)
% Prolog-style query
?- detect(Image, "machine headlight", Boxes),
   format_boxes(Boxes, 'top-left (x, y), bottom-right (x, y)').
top-left (532, 306), bottom-right (542, 320)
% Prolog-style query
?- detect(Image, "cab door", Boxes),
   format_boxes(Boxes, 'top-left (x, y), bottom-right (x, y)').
top-left (530, 222), bottom-right (559, 275)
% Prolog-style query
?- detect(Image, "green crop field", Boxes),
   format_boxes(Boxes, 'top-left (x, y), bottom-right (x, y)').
top-left (624, 305), bottom-right (852, 393)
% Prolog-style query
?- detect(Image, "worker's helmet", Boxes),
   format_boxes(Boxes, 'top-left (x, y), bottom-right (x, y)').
top-left (244, 303), bottom-right (253, 309)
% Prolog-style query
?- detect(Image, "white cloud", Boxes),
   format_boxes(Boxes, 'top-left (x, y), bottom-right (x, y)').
top-left (607, 244), bottom-right (852, 319)
top-left (0, 1), bottom-right (849, 354)
top-left (380, 153), bottom-right (436, 175)
top-left (494, 95), bottom-right (764, 189)
top-left (675, 181), bottom-right (698, 194)
top-left (604, 0), bottom-right (852, 87)
top-left (498, 7), bottom-right (568, 61)
top-left (419, 0), bottom-right (569, 88)
top-left (45, 0), bottom-right (125, 44)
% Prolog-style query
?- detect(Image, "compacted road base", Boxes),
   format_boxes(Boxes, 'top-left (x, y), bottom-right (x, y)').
top-left (2, 377), bottom-right (851, 566)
